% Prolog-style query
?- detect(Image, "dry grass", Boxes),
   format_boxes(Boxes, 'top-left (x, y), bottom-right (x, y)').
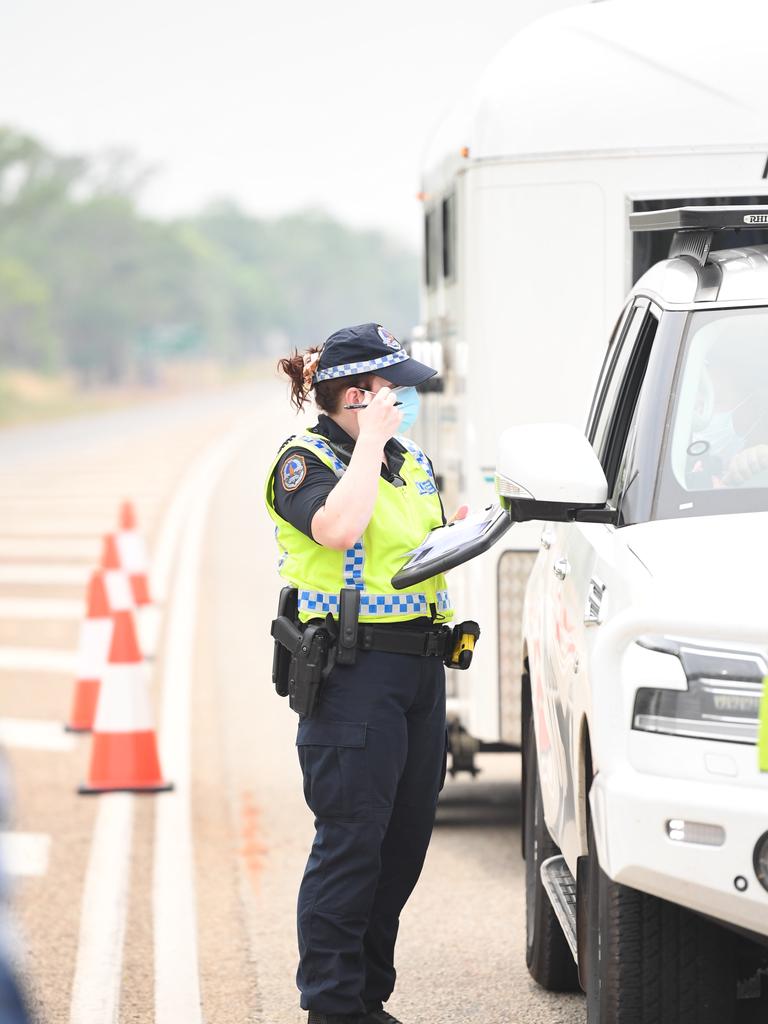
top-left (0, 359), bottom-right (275, 427)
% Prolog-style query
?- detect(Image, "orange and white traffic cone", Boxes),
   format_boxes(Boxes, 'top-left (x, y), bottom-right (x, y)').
top-left (100, 531), bottom-right (161, 657)
top-left (78, 609), bottom-right (172, 794)
top-left (100, 534), bottom-right (135, 606)
top-left (65, 571), bottom-right (114, 733)
top-left (116, 501), bottom-right (152, 607)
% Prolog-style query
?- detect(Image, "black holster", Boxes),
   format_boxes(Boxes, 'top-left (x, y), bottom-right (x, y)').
top-left (270, 586), bottom-right (337, 718)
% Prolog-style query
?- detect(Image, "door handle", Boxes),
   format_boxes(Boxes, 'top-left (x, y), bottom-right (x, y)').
top-left (540, 528), bottom-right (554, 550)
top-left (553, 557), bottom-right (570, 581)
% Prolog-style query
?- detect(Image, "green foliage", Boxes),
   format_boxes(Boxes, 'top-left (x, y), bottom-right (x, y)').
top-left (0, 128), bottom-right (418, 384)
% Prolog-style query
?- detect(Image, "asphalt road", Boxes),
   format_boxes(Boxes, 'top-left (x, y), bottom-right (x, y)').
top-left (0, 383), bottom-right (586, 1024)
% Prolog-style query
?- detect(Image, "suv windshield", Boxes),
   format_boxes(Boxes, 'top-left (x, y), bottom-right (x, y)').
top-left (655, 306), bottom-right (768, 519)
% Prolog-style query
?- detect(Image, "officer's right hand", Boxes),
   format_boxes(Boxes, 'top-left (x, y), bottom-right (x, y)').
top-left (357, 387), bottom-right (403, 444)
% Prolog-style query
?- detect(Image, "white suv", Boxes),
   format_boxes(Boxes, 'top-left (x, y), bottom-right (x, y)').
top-left (496, 207), bottom-right (768, 1023)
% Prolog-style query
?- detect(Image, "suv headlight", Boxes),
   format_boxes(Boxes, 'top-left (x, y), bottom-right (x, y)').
top-left (632, 636), bottom-right (766, 744)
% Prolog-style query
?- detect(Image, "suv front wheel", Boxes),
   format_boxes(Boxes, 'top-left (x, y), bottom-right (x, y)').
top-left (583, 786), bottom-right (737, 1024)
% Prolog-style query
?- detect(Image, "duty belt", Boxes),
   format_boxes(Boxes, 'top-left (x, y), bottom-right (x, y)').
top-left (271, 586), bottom-right (481, 720)
top-left (356, 623), bottom-right (451, 658)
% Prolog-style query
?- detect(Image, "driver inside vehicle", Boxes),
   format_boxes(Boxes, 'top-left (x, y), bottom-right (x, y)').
top-left (687, 331), bottom-right (768, 488)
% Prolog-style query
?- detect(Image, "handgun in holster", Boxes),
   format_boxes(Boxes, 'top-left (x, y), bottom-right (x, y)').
top-left (270, 587), bottom-right (330, 717)
top-left (444, 620), bottom-right (481, 670)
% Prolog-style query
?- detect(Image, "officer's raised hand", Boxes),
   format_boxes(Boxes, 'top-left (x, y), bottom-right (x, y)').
top-left (356, 386), bottom-right (403, 444)
top-left (310, 381), bottom-right (402, 551)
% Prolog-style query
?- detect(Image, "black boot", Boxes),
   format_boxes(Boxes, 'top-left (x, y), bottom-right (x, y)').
top-left (364, 1010), bottom-right (403, 1024)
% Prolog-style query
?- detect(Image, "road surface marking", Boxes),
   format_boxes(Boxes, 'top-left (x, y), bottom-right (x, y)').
top-left (0, 832), bottom-right (51, 876)
top-left (153, 422), bottom-right (254, 1024)
top-left (0, 565), bottom-right (89, 585)
top-left (0, 538), bottom-right (99, 560)
top-left (0, 718), bottom-right (76, 752)
top-left (0, 597), bottom-right (84, 620)
top-left (68, 795), bottom-right (134, 1024)
top-left (0, 648), bottom-right (76, 673)
top-left (66, 420), bottom-right (254, 1024)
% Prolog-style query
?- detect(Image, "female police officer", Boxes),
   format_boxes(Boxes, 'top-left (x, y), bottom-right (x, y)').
top-left (266, 323), bottom-right (463, 1024)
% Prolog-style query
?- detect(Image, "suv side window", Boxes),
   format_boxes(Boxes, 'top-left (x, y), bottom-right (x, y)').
top-left (585, 302), bottom-right (633, 436)
top-left (589, 303), bottom-right (648, 457)
top-left (600, 309), bottom-right (659, 496)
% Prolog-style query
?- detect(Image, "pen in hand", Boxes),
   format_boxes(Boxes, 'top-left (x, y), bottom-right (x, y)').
top-left (343, 401), bottom-right (403, 409)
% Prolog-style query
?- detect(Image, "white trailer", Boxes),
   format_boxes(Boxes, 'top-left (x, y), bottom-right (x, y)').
top-left (410, 0), bottom-right (768, 770)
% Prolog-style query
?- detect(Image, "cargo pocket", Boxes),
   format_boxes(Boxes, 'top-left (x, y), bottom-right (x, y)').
top-left (296, 719), bottom-right (369, 820)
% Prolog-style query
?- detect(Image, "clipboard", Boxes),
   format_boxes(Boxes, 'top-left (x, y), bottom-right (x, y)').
top-left (391, 504), bottom-right (513, 590)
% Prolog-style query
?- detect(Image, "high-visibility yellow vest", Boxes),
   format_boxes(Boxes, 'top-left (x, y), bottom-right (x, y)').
top-left (265, 430), bottom-right (453, 624)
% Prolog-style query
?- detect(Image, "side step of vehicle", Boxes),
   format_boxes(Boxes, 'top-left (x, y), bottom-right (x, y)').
top-left (540, 855), bottom-right (578, 961)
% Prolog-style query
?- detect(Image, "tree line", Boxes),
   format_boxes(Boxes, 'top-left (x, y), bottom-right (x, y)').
top-left (0, 127), bottom-right (418, 384)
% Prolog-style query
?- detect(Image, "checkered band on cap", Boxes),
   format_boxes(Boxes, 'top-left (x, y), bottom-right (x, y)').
top-left (297, 435), bottom-right (346, 476)
top-left (313, 349), bottom-right (409, 383)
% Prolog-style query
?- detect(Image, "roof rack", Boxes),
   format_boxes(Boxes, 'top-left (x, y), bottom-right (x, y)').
top-left (629, 205), bottom-right (768, 266)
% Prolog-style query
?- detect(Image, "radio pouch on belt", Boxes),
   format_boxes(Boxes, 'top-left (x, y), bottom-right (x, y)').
top-left (335, 586), bottom-right (360, 666)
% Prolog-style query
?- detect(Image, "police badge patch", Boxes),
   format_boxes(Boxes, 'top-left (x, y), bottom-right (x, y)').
top-left (377, 325), bottom-right (401, 350)
top-left (281, 454), bottom-right (307, 491)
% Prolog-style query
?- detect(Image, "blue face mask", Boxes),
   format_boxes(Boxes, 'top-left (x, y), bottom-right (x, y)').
top-left (394, 386), bottom-right (420, 431)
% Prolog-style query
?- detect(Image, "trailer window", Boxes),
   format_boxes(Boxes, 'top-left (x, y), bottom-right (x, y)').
top-left (442, 193), bottom-right (456, 281)
top-left (424, 208), bottom-right (440, 290)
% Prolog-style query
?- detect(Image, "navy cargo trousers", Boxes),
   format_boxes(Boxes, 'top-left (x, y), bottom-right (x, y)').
top-left (295, 646), bottom-right (447, 1016)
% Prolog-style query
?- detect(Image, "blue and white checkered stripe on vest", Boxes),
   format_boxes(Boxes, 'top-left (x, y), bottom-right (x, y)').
top-left (298, 436), bottom-right (366, 593)
top-left (290, 432), bottom-right (439, 619)
top-left (296, 435), bottom-right (346, 476)
top-left (343, 541), bottom-right (365, 589)
top-left (397, 436), bottom-right (434, 481)
top-left (297, 589), bottom-right (430, 617)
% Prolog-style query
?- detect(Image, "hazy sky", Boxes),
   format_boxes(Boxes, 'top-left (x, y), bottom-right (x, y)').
top-left (1, 0), bottom-right (579, 245)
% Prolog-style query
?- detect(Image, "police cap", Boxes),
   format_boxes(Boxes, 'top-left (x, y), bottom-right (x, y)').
top-left (313, 323), bottom-right (437, 388)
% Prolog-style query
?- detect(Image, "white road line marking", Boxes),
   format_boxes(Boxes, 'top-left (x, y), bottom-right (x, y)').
top-left (0, 831), bottom-right (51, 876)
top-left (0, 565), bottom-right (89, 585)
top-left (68, 795), bottom-right (134, 1024)
top-left (0, 648), bottom-right (76, 673)
top-left (153, 423), bottom-right (254, 1024)
top-left (0, 597), bottom-right (84, 620)
top-left (66, 420), bottom-right (254, 1024)
top-left (0, 539), bottom-right (99, 560)
top-left (0, 527), bottom-right (106, 538)
top-left (0, 718), bottom-right (76, 752)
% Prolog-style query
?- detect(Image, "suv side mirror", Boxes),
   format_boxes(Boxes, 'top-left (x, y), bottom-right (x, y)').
top-left (495, 423), bottom-right (615, 524)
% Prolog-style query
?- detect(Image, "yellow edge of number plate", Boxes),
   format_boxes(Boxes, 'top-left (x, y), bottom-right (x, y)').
top-left (759, 677), bottom-right (768, 773)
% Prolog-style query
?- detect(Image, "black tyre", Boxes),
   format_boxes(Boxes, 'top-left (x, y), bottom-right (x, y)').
top-left (584, 793), bottom-right (737, 1024)
top-left (523, 713), bottom-right (580, 991)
